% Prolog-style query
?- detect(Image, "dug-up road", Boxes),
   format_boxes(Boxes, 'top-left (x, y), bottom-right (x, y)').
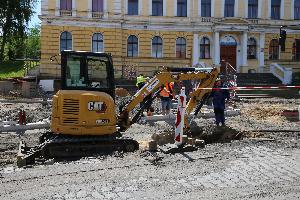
top-left (0, 98), bottom-right (300, 200)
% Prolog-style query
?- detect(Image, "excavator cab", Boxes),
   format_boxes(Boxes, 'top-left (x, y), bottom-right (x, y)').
top-left (51, 51), bottom-right (118, 136)
top-left (60, 51), bottom-right (115, 97)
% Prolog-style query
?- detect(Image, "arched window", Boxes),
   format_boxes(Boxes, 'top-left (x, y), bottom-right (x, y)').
top-left (295, 0), bottom-right (300, 19)
top-left (127, 35), bottom-right (138, 57)
top-left (247, 38), bottom-right (257, 59)
top-left (200, 37), bottom-right (210, 59)
top-left (176, 37), bottom-right (186, 58)
top-left (60, 31), bottom-right (72, 51)
top-left (152, 36), bottom-right (163, 58)
top-left (92, 33), bottom-right (104, 52)
top-left (269, 39), bottom-right (279, 60)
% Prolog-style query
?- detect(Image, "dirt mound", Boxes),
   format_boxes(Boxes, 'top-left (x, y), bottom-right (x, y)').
top-left (115, 88), bottom-right (130, 97)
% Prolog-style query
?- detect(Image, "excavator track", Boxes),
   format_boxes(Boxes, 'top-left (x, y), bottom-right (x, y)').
top-left (17, 132), bottom-right (139, 168)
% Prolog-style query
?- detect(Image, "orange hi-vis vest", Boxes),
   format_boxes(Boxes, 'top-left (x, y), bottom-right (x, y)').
top-left (160, 83), bottom-right (174, 98)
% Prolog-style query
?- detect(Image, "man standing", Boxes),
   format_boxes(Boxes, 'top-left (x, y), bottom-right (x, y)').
top-left (210, 79), bottom-right (230, 126)
top-left (160, 82), bottom-right (174, 115)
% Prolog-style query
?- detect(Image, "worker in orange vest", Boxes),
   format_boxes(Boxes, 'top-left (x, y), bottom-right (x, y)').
top-left (160, 82), bottom-right (174, 115)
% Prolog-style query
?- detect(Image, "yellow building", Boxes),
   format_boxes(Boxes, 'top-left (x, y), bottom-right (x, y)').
top-left (40, 0), bottom-right (300, 81)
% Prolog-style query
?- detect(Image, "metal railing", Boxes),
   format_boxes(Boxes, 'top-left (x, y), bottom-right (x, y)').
top-left (60, 10), bottom-right (72, 16)
top-left (15, 58), bottom-right (40, 76)
top-left (92, 12), bottom-right (104, 18)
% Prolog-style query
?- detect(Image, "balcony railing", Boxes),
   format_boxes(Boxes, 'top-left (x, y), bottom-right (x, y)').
top-left (92, 12), bottom-right (104, 18)
top-left (60, 10), bottom-right (72, 17)
top-left (248, 19), bottom-right (259, 24)
top-left (201, 17), bottom-right (213, 23)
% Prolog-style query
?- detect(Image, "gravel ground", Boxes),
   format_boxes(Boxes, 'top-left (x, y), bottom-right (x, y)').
top-left (0, 97), bottom-right (299, 199)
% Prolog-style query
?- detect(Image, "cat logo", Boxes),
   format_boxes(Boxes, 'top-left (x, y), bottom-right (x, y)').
top-left (88, 101), bottom-right (106, 112)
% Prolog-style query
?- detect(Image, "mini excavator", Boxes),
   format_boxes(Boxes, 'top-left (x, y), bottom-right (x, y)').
top-left (17, 51), bottom-right (219, 167)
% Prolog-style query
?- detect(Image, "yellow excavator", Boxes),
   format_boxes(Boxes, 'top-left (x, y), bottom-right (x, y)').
top-left (17, 51), bottom-right (219, 167)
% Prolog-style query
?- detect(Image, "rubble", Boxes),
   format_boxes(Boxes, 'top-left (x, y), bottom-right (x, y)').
top-left (0, 97), bottom-right (299, 199)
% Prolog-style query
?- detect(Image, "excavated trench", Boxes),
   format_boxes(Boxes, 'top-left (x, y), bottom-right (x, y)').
top-left (151, 122), bottom-right (243, 147)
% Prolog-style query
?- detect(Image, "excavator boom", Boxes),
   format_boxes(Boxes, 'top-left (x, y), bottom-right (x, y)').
top-left (118, 67), bottom-right (219, 131)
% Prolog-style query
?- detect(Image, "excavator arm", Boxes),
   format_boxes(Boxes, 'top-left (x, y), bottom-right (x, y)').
top-left (118, 67), bottom-right (219, 131)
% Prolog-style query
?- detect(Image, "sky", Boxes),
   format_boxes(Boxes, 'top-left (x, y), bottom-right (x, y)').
top-left (29, 0), bottom-right (41, 28)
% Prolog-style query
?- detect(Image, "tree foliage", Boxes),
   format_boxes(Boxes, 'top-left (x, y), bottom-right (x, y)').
top-left (0, 0), bottom-right (37, 61)
top-left (25, 25), bottom-right (41, 59)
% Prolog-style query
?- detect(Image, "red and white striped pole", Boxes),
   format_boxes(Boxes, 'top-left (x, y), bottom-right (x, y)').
top-left (175, 87), bottom-right (187, 145)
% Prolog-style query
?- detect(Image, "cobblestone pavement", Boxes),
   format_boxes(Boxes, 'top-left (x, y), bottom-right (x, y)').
top-left (0, 139), bottom-right (299, 200)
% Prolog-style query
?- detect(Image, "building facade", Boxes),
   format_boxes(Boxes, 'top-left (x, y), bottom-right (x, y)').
top-left (40, 0), bottom-right (300, 79)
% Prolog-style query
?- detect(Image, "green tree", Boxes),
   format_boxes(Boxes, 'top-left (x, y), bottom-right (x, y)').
top-left (0, 0), bottom-right (37, 62)
top-left (25, 25), bottom-right (40, 59)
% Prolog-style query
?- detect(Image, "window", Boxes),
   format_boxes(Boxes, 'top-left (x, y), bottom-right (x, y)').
top-left (295, 0), bottom-right (300, 19)
top-left (60, 31), bottom-right (72, 51)
top-left (177, 0), bottom-right (187, 17)
top-left (92, 0), bottom-right (103, 12)
top-left (248, 0), bottom-right (258, 19)
top-left (152, 36), bottom-right (163, 58)
top-left (60, 0), bottom-right (72, 16)
top-left (224, 0), bottom-right (235, 17)
top-left (271, 0), bottom-right (281, 19)
top-left (269, 39), bottom-right (279, 60)
top-left (176, 37), bottom-right (186, 58)
top-left (200, 37), bottom-right (210, 59)
top-left (127, 35), bottom-right (138, 57)
top-left (60, 0), bottom-right (72, 10)
top-left (293, 39), bottom-right (300, 60)
top-left (152, 0), bottom-right (163, 16)
top-left (201, 0), bottom-right (211, 17)
top-left (92, 33), bottom-right (104, 52)
top-left (128, 0), bottom-right (139, 15)
top-left (64, 54), bottom-right (110, 89)
top-left (247, 38), bottom-right (257, 59)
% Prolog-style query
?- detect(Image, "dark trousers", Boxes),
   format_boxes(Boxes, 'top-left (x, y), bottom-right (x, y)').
top-left (214, 108), bottom-right (225, 125)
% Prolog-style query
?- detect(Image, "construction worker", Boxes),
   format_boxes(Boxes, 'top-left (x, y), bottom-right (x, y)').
top-left (136, 74), bottom-right (145, 89)
top-left (160, 82), bottom-right (174, 115)
top-left (210, 78), bottom-right (230, 126)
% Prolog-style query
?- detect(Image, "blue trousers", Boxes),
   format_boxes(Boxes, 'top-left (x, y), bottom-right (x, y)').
top-left (214, 108), bottom-right (225, 125)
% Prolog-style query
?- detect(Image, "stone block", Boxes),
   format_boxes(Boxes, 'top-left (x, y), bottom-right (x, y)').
top-left (195, 139), bottom-right (205, 148)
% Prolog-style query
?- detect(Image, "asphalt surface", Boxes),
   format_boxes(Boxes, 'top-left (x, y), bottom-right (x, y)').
top-left (0, 138), bottom-right (299, 200)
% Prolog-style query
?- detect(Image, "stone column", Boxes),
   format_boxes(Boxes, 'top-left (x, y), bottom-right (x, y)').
top-left (72, 0), bottom-right (76, 16)
top-left (55, 0), bottom-right (60, 16)
top-left (242, 31), bottom-right (248, 67)
top-left (193, 33), bottom-right (199, 66)
top-left (259, 32), bottom-right (265, 71)
top-left (213, 31), bottom-right (220, 66)
top-left (88, 0), bottom-right (92, 18)
top-left (244, 0), bottom-right (248, 18)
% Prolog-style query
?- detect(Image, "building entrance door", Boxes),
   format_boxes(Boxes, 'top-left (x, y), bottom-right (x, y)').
top-left (220, 45), bottom-right (236, 74)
